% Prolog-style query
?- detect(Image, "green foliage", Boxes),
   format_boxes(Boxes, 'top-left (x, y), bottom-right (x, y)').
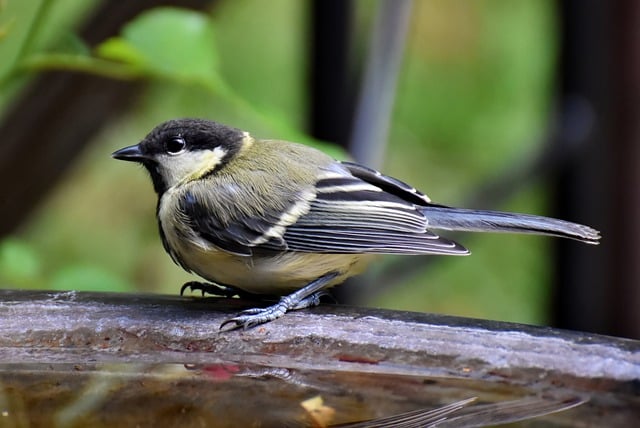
top-left (97, 8), bottom-right (221, 87)
top-left (10, 4), bottom-right (342, 156)
top-left (18, 7), bottom-right (222, 84)
top-left (0, 0), bottom-right (99, 105)
top-left (49, 265), bottom-right (130, 292)
top-left (13, 7), bottom-right (223, 85)
top-left (0, 239), bottom-right (41, 288)
top-left (0, 237), bottom-right (132, 292)
top-left (379, 0), bottom-right (557, 325)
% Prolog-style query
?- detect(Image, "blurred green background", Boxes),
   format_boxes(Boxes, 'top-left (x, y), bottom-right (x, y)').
top-left (0, 0), bottom-right (559, 325)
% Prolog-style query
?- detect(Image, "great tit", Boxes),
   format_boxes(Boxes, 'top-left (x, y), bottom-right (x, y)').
top-left (112, 118), bottom-right (600, 329)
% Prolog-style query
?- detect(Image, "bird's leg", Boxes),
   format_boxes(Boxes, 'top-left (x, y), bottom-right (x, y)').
top-left (180, 281), bottom-right (254, 299)
top-left (220, 272), bottom-right (339, 330)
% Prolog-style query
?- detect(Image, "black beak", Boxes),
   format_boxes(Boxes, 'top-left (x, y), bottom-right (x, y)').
top-left (112, 144), bottom-right (146, 162)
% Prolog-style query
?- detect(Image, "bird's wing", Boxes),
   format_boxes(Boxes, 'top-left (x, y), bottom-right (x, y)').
top-left (177, 187), bottom-right (290, 256)
top-left (279, 162), bottom-right (468, 255)
top-left (178, 162), bottom-right (468, 256)
top-left (338, 161), bottom-right (433, 205)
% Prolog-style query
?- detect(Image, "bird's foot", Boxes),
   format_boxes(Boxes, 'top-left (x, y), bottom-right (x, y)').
top-left (219, 290), bottom-right (329, 330)
top-left (219, 272), bottom-right (339, 331)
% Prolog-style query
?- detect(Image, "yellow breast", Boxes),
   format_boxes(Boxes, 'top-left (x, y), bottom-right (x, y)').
top-left (172, 243), bottom-right (374, 294)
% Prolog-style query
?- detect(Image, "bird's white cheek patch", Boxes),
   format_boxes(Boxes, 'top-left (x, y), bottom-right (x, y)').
top-left (184, 147), bottom-right (228, 182)
top-left (160, 147), bottom-right (228, 188)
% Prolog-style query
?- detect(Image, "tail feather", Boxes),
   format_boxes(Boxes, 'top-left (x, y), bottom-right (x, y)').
top-left (421, 206), bottom-right (601, 244)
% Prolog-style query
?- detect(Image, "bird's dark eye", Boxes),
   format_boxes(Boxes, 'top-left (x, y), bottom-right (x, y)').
top-left (166, 137), bottom-right (186, 155)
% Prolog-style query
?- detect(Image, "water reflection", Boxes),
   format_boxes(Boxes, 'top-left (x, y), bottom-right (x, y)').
top-left (0, 362), bottom-right (627, 427)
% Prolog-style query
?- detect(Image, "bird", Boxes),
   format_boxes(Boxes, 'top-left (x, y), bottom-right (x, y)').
top-left (112, 118), bottom-right (600, 330)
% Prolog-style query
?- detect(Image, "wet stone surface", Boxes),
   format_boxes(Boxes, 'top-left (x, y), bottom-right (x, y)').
top-left (0, 289), bottom-right (638, 426)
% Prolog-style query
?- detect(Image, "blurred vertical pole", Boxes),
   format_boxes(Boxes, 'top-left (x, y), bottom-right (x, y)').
top-left (309, 0), bottom-right (355, 149)
top-left (554, 1), bottom-right (640, 338)
top-left (348, 0), bottom-right (413, 169)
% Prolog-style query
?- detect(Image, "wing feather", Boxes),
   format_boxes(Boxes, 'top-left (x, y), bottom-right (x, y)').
top-left (178, 189), bottom-right (289, 256)
top-left (178, 161), bottom-right (468, 256)
top-left (282, 197), bottom-right (467, 254)
top-left (279, 165), bottom-right (468, 255)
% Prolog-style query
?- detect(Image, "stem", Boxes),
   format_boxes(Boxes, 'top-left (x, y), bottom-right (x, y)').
top-left (3, 0), bottom-right (53, 80)
top-left (22, 53), bottom-right (143, 80)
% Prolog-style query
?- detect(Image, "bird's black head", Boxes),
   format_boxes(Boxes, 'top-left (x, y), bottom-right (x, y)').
top-left (112, 118), bottom-right (249, 195)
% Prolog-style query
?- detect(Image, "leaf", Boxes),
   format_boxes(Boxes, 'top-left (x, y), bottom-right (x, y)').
top-left (97, 37), bottom-right (147, 68)
top-left (96, 7), bottom-right (220, 85)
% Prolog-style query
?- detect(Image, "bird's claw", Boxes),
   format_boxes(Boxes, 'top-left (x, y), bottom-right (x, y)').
top-left (180, 281), bottom-right (205, 296)
top-left (180, 281), bottom-right (240, 298)
top-left (220, 301), bottom-right (289, 331)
